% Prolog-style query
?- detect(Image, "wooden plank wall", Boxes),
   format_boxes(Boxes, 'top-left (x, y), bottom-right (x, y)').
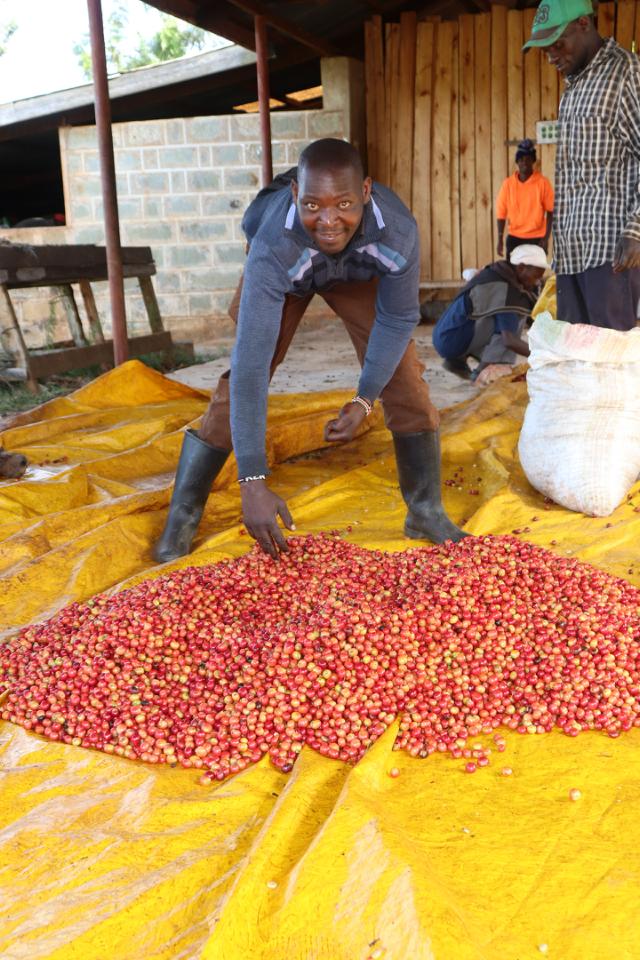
top-left (364, 5), bottom-right (640, 280)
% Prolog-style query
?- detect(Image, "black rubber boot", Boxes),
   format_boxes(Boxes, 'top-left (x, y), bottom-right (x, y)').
top-left (153, 428), bottom-right (230, 563)
top-left (392, 430), bottom-right (467, 544)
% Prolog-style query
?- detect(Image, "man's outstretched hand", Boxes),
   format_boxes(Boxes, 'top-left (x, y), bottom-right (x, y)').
top-left (240, 479), bottom-right (295, 558)
top-left (324, 401), bottom-right (367, 443)
top-left (613, 236), bottom-right (640, 272)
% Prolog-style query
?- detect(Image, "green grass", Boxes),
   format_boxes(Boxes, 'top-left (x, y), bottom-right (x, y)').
top-left (0, 346), bottom-right (224, 418)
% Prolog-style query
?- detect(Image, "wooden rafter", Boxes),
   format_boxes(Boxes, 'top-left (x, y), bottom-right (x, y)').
top-left (223, 0), bottom-right (342, 56)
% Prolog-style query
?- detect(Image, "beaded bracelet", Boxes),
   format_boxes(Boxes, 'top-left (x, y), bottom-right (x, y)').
top-left (350, 395), bottom-right (373, 417)
top-left (238, 474), bottom-right (267, 483)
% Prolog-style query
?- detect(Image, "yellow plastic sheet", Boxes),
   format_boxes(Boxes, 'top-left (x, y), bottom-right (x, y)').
top-left (1, 360), bottom-right (639, 960)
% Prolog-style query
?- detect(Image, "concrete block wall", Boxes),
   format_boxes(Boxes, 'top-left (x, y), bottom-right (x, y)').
top-left (1, 52), bottom-right (368, 354)
top-left (3, 106), bottom-right (347, 351)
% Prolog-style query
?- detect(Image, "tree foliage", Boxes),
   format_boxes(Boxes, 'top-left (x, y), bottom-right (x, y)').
top-left (74, 1), bottom-right (208, 79)
top-left (0, 19), bottom-right (17, 57)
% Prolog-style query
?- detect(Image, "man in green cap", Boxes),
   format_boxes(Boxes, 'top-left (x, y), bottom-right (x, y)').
top-left (524, 0), bottom-right (640, 330)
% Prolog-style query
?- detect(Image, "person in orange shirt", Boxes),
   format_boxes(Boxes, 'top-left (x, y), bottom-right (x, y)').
top-left (496, 139), bottom-right (554, 259)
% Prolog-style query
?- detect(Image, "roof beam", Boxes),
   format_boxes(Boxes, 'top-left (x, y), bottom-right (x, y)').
top-left (223, 0), bottom-right (342, 56)
top-left (141, 1), bottom-right (258, 50)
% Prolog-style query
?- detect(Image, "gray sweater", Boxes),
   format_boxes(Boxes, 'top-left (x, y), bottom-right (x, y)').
top-left (231, 174), bottom-right (420, 477)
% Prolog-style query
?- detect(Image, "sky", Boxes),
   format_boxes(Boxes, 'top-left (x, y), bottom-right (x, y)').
top-left (0, 0), bottom-right (226, 104)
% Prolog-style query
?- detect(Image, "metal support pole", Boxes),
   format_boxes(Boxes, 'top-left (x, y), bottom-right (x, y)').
top-left (86, 0), bottom-right (128, 365)
top-left (254, 14), bottom-right (273, 187)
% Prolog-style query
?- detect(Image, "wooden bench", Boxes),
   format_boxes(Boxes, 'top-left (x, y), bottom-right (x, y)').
top-left (0, 244), bottom-right (173, 392)
top-left (418, 279), bottom-right (465, 302)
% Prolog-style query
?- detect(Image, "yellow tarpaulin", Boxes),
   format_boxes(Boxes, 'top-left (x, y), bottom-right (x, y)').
top-left (1, 360), bottom-right (639, 960)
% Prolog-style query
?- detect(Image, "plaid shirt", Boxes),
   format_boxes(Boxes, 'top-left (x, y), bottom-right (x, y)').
top-left (554, 38), bottom-right (640, 275)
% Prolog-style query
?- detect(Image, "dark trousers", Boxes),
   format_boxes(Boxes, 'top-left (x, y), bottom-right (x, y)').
top-left (198, 277), bottom-right (440, 451)
top-left (556, 263), bottom-right (640, 331)
top-left (506, 235), bottom-right (545, 259)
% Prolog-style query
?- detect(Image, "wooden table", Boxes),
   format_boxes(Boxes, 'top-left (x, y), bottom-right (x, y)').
top-left (0, 244), bottom-right (173, 392)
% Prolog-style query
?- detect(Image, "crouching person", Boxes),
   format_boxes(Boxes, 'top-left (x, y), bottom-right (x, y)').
top-left (153, 138), bottom-right (465, 562)
top-left (433, 245), bottom-right (549, 382)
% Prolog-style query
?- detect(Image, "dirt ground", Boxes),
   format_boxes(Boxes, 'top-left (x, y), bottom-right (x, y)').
top-left (169, 316), bottom-right (480, 410)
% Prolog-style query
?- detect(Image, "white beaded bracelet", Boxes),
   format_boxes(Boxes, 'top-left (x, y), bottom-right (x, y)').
top-left (350, 395), bottom-right (373, 417)
top-left (238, 474), bottom-right (267, 483)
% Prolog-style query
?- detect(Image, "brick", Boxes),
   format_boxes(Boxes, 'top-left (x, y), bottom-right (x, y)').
top-left (198, 146), bottom-right (211, 166)
top-left (74, 226), bottom-right (105, 244)
top-left (66, 154), bottom-right (83, 174)
top-left (126, 298), bottom-right (149, 325)
top-left (183, 266), bottom-right (242, 290)
top-left (129, 172), bottom-right (170, 195)
top-left (210, 143), bottom-right (244, 166)
top-left (115, 150), bottom-right (142, 172)
top-left (188, 293), bottom-right (214, 315)
top-left (223, 168), bottom-right (259, 190)
top-left (210, 290), bottom-right (239, 315)
top-left (155, 271), bottom-right (181, 293)
top-left (157, 293), bottom-right (189, 316)
top-left (142, 149), bottom-right (159, 170)
top-left (111, 125), bottom-right (125, 147)
top-left (201, 195), bottom-right (244, 216)
top-left (186, 170), bottom-right (222, 192)
top-left (306, 110), bottom-right (346, 139)
top-left (143, 198), bottom-right (163, 218)
top-left (74, 176), bottom-right (102, 198)
top-left (186, 117), bottom-right (230, 143)
top-left (179, 220), bottom-right (230, 241)
top-left (274, 162), bottom-right (296, 178)
top-left (211, 266), bottom-right (243, 288)
top-left (181, 268), bottom-right (214, 291)
top-left (163, 195), bottom-right (199, 216)
top-left (233, 219), bottom-right (248, 241)
top-left (117, 198), bottom-right (143, 220)
top-left (169, 245), bottom-right (211, 268)
top-left (68, 127), bottom-right (98, 149)
top-left (271, 113), bottom-right (307, 138)
top-left (83, 152), bottom-right (100, 173)
top-left (158, 146), bottom-right (199, 168)
top-left (171, 171), bottom-right (186, 193)
top-left (287, 141), bottom-right (309, 163)
top-left (245, 141), bottom-right (287, 166)
top-left (215, 243), bottom-right (247, 265)
top-left (124, 222), bottom-right (173, 243)
top-left (230, 114), bottom-right (261, 141)
top-left (167, 119), bottom-right (185, 144)
top-left (125, 122), bottom-right (166, 146)
top-left (70, 201), bottom-right (93, 222)
top-left (90, 280), bottom-right (108, 297)
top-left (116, 175), bottom-right (129, 196)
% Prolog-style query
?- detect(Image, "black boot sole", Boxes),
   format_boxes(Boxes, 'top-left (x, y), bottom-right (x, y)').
top-left (405, 518), bottom-right (468, 544)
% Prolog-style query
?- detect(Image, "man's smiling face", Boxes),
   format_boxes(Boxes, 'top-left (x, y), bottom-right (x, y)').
top-left (291, 166), bottom-right (372, 254)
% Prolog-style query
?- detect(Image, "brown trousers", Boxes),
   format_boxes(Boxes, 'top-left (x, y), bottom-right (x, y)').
top-left (199, 278), bottom-right (439, 451)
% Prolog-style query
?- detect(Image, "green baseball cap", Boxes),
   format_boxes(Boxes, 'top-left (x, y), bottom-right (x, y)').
top-left (523, 0), bottom-right (594, 49)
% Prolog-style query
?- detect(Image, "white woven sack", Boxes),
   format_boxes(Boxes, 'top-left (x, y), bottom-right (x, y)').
top-left (519, 312), bottom-right (640, 516)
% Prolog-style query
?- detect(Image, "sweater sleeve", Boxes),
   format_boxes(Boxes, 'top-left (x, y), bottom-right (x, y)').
top-left (356, 231), bottom-right (420, 403)
top-left (229, 241), bottom-right (289, 478)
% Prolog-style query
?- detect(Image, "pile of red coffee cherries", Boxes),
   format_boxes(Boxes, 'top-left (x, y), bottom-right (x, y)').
top-left (1, 534), bottom-right (638, 782)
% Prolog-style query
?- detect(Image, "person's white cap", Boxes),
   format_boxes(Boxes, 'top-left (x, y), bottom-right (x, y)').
top-left (509, 244), bottom-right (550, 270)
